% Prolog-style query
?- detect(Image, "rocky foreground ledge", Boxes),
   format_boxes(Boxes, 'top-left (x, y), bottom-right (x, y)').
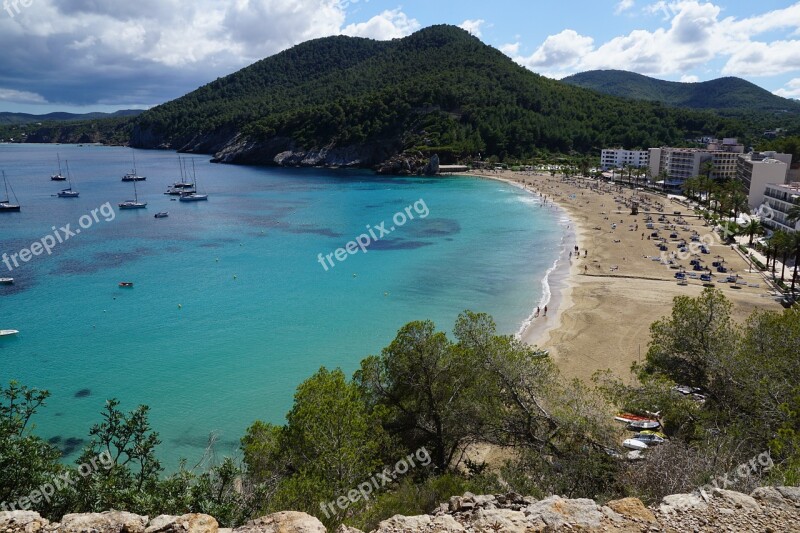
top-left (2, 487), bottom-right (799, 533)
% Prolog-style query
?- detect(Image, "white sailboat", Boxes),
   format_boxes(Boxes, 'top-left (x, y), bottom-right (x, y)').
top-left (57, 161), bottom-right (80, 198)
top-left (119, 176), bottom-right (147, 209)
top-left (179, 160), bottom-right (208, 202)
top-left (0, 170), bottom-right (21, 212)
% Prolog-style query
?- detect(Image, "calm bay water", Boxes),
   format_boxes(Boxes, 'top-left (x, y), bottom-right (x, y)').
top-left (0, 144), bottom-right (566, 466)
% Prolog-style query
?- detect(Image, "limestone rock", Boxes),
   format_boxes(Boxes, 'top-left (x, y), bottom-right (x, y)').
top-left (60, 511), bottom-right (148, 533)
top-left (0, 511), bottom-right (50, 533)
top-left (710, 489), bottom-right (760, 511)
top-left (606, 497), bottom-right (657, 523)
top-left (470, 509), bottom-right (532, 533)
top-left (525, 496), bottom-right (603, 529)
top-left (146, 514), bottom-right (218, 533)
top-left (372, 515), bottom-right (431, 532)
top-left (234, 512), bottom-right (325, 533)
top-left (659, 492), bottom-right (708, 514)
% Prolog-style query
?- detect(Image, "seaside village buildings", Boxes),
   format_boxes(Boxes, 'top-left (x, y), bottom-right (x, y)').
top-left (601, 138), bottom-right (798, 232)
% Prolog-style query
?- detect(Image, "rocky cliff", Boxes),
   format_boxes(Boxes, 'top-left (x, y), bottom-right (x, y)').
top-left (3, 486), bottom-right (798, 533)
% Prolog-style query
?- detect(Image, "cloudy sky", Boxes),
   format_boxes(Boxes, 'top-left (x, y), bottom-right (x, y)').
top-left (1, 0), bottom-right (799, 113)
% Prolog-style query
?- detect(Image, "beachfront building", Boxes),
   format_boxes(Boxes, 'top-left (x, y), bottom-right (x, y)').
top-left (762, 183), bottom-right (800, 232)
top-left (600, 148), bottom-right (649, 171)
top-left (737, 151), bottom-right (792, 209)
top-left (648, 138), bottom-right (745, 191)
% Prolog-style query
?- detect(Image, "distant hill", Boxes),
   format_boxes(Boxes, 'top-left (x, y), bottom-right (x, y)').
top-left (130, 25), bottom-right (741, 166)
top-left (0, 109), bottom-right (143, 126)
top-left (561, 70), bottom-right (800, 113)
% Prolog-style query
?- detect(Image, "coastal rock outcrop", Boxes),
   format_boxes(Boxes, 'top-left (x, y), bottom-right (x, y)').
top-left (3, 487), bottom-right (800, 533)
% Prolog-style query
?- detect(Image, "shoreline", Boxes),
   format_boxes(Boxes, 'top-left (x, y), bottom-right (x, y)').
top-left (467, 172), bottom-right (580, 348)
top-left (464, 170), bottom-right (783, 381)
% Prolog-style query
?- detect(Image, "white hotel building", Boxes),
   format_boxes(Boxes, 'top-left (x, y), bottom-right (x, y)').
top-left (600, 149), bottom-right (649, 171)
top-left (762, 183), bottom-right (800, 232)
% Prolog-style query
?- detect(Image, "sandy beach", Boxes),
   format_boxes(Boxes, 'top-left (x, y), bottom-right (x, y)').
top-left (471, 170), bottom-right (785, 382)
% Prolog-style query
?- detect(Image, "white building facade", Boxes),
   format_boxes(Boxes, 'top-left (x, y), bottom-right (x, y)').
top-left (762, 183), bottom-right (800, 232)
top-left (600, 149), bottom-right (649, 171)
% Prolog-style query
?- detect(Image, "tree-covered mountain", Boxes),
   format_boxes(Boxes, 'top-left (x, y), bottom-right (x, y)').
top-left (561, 70), bottom-right (800, 114)
top-left (131, 25), bottom-right (745, 166)
top-left (0, 109), bottom-right (143, 126)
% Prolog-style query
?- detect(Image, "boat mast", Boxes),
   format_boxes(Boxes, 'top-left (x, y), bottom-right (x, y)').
top-left (57, 153), bottom-right (63, 176)
top-left (65, 160), bottom-right (73, 190)
top-left (2, 170), bottom-right (8, 202)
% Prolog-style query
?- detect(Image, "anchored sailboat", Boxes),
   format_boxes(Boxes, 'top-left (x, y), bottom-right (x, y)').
top-left (50, 154), bottom-right (66, 181)
top-left (0, 171), bottom-right (21, 212)
top-left (57, 161), bottom-right (80, 198)
top-left (121, 149), bottom-right (146, 181)
top-left (119, 175), bottom-right (147, 209)
top-left (179, 160), bottom-right (208, 202)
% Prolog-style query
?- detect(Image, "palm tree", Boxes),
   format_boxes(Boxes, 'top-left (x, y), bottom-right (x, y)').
top-left (788, 231), bottom-right (800, 294)
top-left (787, 204), bottom-right (800, 229)
top-left (771, 231), bottom-right (793, 283)
top-left (742, 219), bottom-right (765, 246)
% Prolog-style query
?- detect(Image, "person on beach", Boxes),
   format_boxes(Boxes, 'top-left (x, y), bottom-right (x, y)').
top-left (544, 305), bottom-right (548, 317)
top-left (535, 306), bottom-right (540, 318)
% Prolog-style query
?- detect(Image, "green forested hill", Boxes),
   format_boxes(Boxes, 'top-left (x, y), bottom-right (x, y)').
top-left (561, 70), bottom-right (800, 113)
top-left (132, 25), bottom-right (744, 164)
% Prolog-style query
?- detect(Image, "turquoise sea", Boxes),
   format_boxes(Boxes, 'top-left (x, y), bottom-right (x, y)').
top-left (0, 144), bottom-right (566, 467)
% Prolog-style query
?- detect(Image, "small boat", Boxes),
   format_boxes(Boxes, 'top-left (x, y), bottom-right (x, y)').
top-left (0, 329), bottom-right (19, 337)
top-left (0, 277), bottom-right (13, 285)
top-left (627, 420), bottom-right (661, 430)
top-left (639, 430), bottom-right (668, 439)
top-left (614, 413), bottom-right (655, 423)
top-left (119, 282), bottom-right (134, 288)
top-left (178, 193), bottom-right (208, 202)
top-left (623, 439), bottom-right (649, 451)
top-left (164, 187), bottom-right (195, 196)
top-left (633, 433), bottom-right (665, 445)
top-left (154, 212), bottom-right (169, 218)
top-left (0, 170), bottom-right (21, 212)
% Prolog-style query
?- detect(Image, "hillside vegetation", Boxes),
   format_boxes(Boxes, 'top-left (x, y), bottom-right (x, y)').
top-left (562, 70), bottom-right (800, 114)
top-left (131, 25), bottom-right (744, 163)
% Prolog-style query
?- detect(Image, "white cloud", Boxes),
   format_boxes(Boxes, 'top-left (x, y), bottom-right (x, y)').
top-left (0, 0), bottom-right (422, 107)
top-left (510, 1), bottom-right (800, 81)
top-left (499, 42), bottom-right (520, 56)
top-left (0, 88), bottom-right (48, 104)
top-left (775, 78), bottom-right (800, 99)
top-left (615, 0), bottom-right (635, 15)
top-left (680, 74), bottom-right (699, 82)
top-left (342, 9), bottom-right (421, 39)
top-left (459, 19), bottom-right (486, 37)
top-left (513, 29), bottom-right (594, 72)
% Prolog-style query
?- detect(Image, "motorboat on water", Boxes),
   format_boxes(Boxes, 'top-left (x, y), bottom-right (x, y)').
top-left (0, 330), bottom-right (19, 337)
top-left (119, 282), bottom-right (134, 288)
top-left (154, 212), bottom-right (169, 218)
top-left (0, 277), bottom-right (13, 284)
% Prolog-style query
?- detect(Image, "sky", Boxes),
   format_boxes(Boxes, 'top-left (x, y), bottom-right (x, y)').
top-left (1, 0), bottom-right (799, 113)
